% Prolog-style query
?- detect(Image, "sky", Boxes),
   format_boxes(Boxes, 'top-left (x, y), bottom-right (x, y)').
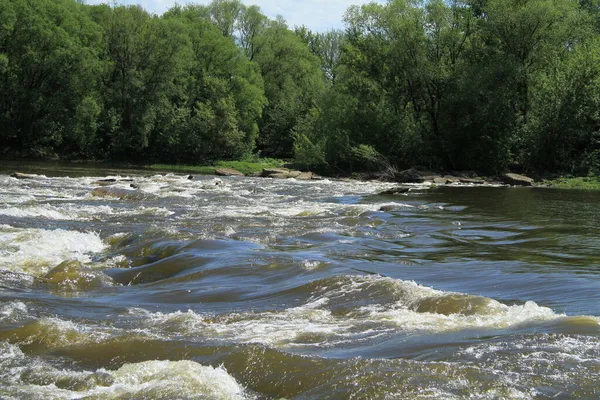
top-left (84, 0), bottom-right (381, 31)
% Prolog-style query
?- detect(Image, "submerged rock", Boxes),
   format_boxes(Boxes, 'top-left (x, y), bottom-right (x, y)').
top-left (93, 178), bottom-right (117, 186)
top-left (93, 178), bottom-right (138, 187)
top-left (215, 167), bottom-right (244, 177)
top-left (391, 168), bottom-right (493, 185)
top-left (501, 173), bottom-right (534, 186)
top-left (394, 168), bottom-right (424, 183)
top-left (443, 175), bottom-right (460, 184)
top-left (90, 186), bottom-right (147, 200)
top-left (394, 168), bottom-right (446, 184)
top-left (459, 177), bottom-right (486, 185)
top-left (43, 260), bottom-right (111, 291)
top-left (260, 168), bottom-right (294, 179)
top-left (379, 186), bottom-right (411, 195)
top-left (260, 168), bottom-right (320, 180)
top-left (10, 172), bottom-right (40, 179)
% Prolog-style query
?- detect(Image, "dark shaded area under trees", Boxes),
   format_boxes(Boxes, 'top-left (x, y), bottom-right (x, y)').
top-left (1, 0), bottom-right (599, 175)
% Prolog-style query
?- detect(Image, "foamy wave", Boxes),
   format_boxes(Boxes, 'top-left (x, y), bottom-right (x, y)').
top-left (0, 228), bottom-right (106, 276)
top-left (2, 317), bottom-right (114, 347)
top-left (129, 275), bottom-right (585, 349)
top-left (0, 205), bottom-right (72, 220)
top-left (311, 275), bottom-right (563, 332)
top-left (203, 200), bottom-right (416, 220)
top-left (0, 302), bottom-right (28, 323)
top-left (0, 342), bottom-right (249, 400)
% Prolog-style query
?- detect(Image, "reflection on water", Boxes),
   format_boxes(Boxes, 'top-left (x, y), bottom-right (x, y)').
top-left (0, 164), bottom-right (599, 399)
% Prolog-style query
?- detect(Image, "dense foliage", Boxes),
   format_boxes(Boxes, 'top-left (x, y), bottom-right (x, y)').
top-left (1, 0), bottom-right (599, 174)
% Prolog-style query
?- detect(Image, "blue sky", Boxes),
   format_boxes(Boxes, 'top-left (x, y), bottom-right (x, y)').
top-left (84, 0), bottom-right (381, 31)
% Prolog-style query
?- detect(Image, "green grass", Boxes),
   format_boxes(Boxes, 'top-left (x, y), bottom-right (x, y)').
top-left (545, 176), bottom-right (600, 190)
top-left (146, 158), bottom-right (285, 176)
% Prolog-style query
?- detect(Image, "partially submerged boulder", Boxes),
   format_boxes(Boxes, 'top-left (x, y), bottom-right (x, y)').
top-left (261, 168), bottom-right (293, 179)
top-left (215, 167), bottom-right (244, 177)
top-left (92, 178), bottom-right (117, 186)
top-left (459, 177), bottom-right (486, 185)
top-left (260, 168), bottom-right (320, 180)
top-left (501, 173), bottom-right (534, 186)
top-left (43, 260), bottom-right (111, 290)
top-left (92, 178), bottom-right (136, 186)
top-left (394, 168), bottom-right (424, 183)
top-left (394, 168), bottom-right (448, 184)
top-left (443, 175), bottom-right (460, 184)
top-left (90, 186), bottom-right (147, 200)
top-left (10, 172), bottom-right (40, 179)
top-left (379, 186), bottom-right (411, 195)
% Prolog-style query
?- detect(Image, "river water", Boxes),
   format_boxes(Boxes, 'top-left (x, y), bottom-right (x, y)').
top-left (0, 165), bottom-right (599, 399)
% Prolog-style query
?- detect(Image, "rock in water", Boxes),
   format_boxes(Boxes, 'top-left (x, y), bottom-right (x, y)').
top-left (394, 168), bottom-right (424, 183)
top-left (215, 168), bottom-right (244, 177)
top-left (379, 187), bottom-right (411, 195)
top-left (260, 168), bottom-right (293, 179)
top-left (93, 178), bottom-right (117, 186)
top-left (90, 186), bottom-right (147, 200)
top-left (501, 173), bottom-right (534, 186)
top-left (10, 172), bottom-right (40, 179)
top-left (394, 168), bottom-right (451, 184)
top-left (459, 178), bottom-right (486, 185)
top-left (260, 168), bottom-right (318, 180)
top-left (44, 260), bottom-right (110, 290)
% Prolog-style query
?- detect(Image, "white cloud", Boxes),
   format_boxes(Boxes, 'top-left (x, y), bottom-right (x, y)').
top-left (84, 0), bottom-right (382, 31)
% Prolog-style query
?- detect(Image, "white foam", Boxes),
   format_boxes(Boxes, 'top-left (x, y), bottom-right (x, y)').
top-left (89, 360), bottom-right (248, 399)
top-left (0, 301), bottom-right (28, 323)
top-left (0, 341), bottom-right (249, 400)
top-left (301, 260), bottom-right (324, 270)
top-left (0, 228), bottom-right (106, 276)
top-left (312, 275), bottom-right (562, 332)
top-left (357, 300), bottom-right (558, 332)
top-left (132, 276), bottom-right (569, 349)
top-left (0, 205), bottom-right (72, 220)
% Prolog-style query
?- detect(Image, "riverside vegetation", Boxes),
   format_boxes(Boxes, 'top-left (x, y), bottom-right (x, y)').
top-left (1, 0), bottom-right (600, 179)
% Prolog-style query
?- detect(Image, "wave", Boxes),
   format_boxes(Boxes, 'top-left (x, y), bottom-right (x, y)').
top-left (0, 342), bottom-right (249, 400)
top-left (125, 275), bottom-right (599, 349)
top-left (0, 227), bottom-right (106, 276)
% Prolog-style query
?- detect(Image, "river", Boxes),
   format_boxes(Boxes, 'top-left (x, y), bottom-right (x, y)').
top-left (0, 164), bottom-right (599, 399)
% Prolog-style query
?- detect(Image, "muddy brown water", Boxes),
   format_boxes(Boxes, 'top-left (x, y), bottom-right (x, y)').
top-left (0, 164), bottom-right (599, 399)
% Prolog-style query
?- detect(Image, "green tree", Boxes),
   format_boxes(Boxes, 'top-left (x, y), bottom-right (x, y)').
top-left (251, 18), bottom-right (325, 157)
top-left (295, 27), bottom-right (345, 84)
top-left (159, 5), bottom-right (266, 162)
top-left (0, 0), bottom-right (103, 157)
top-left (89, 5), bottom-right (191, 159)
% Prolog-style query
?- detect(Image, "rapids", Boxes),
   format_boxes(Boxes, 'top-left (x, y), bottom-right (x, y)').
top-left (0, 164), bottom-right (599, 399)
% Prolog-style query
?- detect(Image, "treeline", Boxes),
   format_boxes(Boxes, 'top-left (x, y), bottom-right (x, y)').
top-left (1, 0), bottom-right (599, 174)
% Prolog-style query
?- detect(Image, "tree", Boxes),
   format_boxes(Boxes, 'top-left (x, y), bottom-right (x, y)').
top-left (295, 27), bottom-right (346, 84)
top-left (250, 18), bottom-right (325, 157)
top-left (159, 4), bottom-right (266, 162)
top-left (0, 0), bottom-right (103, 157)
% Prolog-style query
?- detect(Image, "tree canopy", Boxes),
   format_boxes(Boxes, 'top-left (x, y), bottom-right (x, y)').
top-left (1, 0), bottom-right (599, 175)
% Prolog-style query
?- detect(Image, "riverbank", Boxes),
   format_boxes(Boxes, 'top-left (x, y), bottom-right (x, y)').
top-left (3, 158), bottom-right (599, 190)
top-left (542, 176), bottom-right (600, 190)
top-left (147, 158), bottom-right (285, 176)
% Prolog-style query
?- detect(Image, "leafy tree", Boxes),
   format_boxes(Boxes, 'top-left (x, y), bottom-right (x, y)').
top-left (1, 0), bottom-right (599, 175)
top-left (251, 18), bottom-right (325, 157)
top-left (0, 0), bottom-right (103, 157)
top-left (89, 5), bottom-right (192, 159)
top-left (295, 27), bottom-right (345, 84)
top-left (160, 4), bottom-right (266, 162)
